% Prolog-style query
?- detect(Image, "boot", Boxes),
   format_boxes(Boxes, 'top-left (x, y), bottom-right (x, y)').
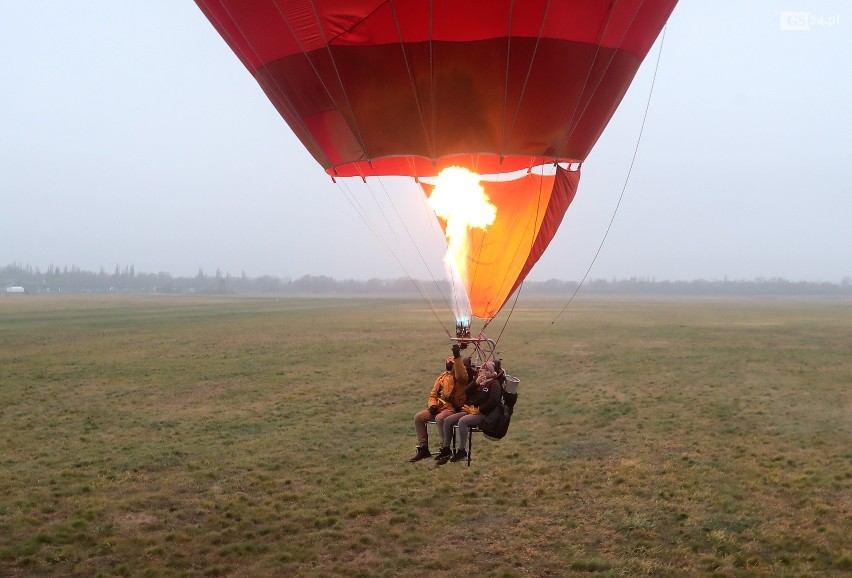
top-left (433, 446), bottom-right (452, 461)
top-left (449, 448), bottom-right (468, 463)
top-left (408, 445), bottom-right (431, 462)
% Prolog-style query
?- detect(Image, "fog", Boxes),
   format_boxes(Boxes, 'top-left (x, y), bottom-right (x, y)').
top-left (1, 1), bottom-right (849, 283)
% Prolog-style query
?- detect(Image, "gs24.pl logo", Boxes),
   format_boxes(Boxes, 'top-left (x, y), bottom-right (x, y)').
top-left (780, 11), bottom-right (841, 31)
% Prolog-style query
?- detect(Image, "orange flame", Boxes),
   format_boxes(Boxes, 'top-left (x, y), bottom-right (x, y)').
top-left (428, 167), bottom-right (497, 322)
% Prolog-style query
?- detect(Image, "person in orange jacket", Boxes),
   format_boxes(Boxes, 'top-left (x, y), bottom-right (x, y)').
top-left (409, 344), bottom-right (468, 462)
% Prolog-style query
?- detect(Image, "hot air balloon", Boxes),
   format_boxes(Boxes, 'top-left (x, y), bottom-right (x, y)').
top-left (195, 0), bottom-right (677, 344)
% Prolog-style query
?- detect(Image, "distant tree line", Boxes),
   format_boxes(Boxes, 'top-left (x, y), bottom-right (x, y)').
top-left (2, 263), bottom-right (851, 296)
top-left (0, 263), bottom-right (419, 295)
top-left (525, 276), bottom-right (852, 296)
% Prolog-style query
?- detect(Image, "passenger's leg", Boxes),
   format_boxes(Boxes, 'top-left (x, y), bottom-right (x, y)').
top-left (441, 412), bottom-right (466, 450)
top-left (434, 408), bottom-right (455, 447)
top-left (413, 409), bottom-right (432, 447)
top-left (457, 413), bottom-right (486, 449)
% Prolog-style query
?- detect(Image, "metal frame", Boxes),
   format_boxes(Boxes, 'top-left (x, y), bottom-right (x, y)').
top-left (454, 424), bottom-right (479, 467)
top-left (450, 334), bottom-right (497, 368)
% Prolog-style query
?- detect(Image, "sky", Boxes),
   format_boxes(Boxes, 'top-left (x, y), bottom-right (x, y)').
top-left (1, 1), bottom-right (850, 284)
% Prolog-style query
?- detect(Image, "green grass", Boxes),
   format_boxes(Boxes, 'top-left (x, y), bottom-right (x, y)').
top-left (1, 294), bottom-right (850, 577)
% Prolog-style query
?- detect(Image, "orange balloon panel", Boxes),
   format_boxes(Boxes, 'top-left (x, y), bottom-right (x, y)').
top-left (421, 167), bottom-right (580, 319)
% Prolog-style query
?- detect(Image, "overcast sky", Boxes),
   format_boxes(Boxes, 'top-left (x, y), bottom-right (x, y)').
top-left (1, 1), bottom-right (849, 284)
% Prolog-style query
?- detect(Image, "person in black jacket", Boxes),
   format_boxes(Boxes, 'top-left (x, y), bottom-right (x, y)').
top-left (436, 360), bottom-right (503, 464)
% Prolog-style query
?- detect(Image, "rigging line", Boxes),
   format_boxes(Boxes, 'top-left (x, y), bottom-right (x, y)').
top-left (343, 146), bottom-right (444, 322)
top-left (504, 0), bottom-right (550, 155)
top-left (388, 0), bottom-right (435, 160)
top-left (363, 172), bottom-right (403, 246)
top-left (210, 3), bottom-right (332, 169)
top-left (499, 0), bottom-right (515, 157)
top-left (557, 0), bottom-right (645, 154)
top-left (415, 172), bottom-right (454, 266)
top-left (373, 175), bottom-right (455, 316)
top-left (429, 0), bottom-right (436, 163)
top-left (338, 171), bottom-right (374, 225)
top-left (335, 177), bottom-right (452, 337)
top-left (415, 176), bottom-right (470, 322)
top-left (361, 176), bottom-right (429, 290)
top-left (407, 167), bottom-right (459, 317)
top-left (265, 4), bottom-right (344, 164)
top-left (555, 0), bottom-right (620, 156)
top-left (489, 278), bottom-right (525, 356)
top-left (382, 0), bottom-right (456, 320)
top-left (422, 188), bottom-right (448, 253)
top-left (303, 0), bottom-right (373, 166)
top-left (503, 24), bottom-right (668, 354)
top-left (357, 173), bottom-right (450, 329)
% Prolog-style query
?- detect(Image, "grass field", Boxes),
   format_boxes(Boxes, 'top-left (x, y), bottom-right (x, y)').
top-left (1, 295), bottom-right (850, 577)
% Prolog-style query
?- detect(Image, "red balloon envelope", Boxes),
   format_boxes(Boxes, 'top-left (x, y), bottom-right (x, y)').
top-left (196, 0), bottom-right (677, 318)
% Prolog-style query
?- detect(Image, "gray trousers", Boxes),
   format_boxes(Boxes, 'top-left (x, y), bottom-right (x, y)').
top-left (442, 411), bottom-right (487, 450)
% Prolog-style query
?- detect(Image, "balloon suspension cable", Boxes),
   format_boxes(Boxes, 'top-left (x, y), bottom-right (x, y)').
top-left (372, 175), bottom-right (456, 317)
top-left (333, 177), bottom-right (452, 338)
top-left (502, 25), bottom-right (668, 354)
top-left (416, 178), bottom-right (465, 318)
top-left (481, 278), bottom-right (525, 355)
top-left (373, 177), bottom-right (455, 337)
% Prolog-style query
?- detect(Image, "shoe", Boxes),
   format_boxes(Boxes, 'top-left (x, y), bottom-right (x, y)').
top-left (434, 446), bottom-right (452, 461)
top-left (409, 445), bottom-right (431, 462)
top-left (435, 452), bottom-right (452, 465)
top-left (449, 449), bottom-right (468, 463)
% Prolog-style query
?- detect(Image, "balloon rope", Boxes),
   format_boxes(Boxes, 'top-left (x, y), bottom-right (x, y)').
top-left (503, 25), bottom-right (669, 353)
top-left (224, 8), bottom-right (333, 169)
top-left (334, 178), bottom-right (452, 337)
top-left (487, 279), bottom-right (524, 358)
top-left (385, 1), bottom-right (459, 325)
top-left (503, 0), bottom-right (550, 156)
top-left (373, 176), bottom-right (455, 316)
top-left (555, 1), bottom-right (617, 155)
top-left (388, 0), bottom-right (435, 161)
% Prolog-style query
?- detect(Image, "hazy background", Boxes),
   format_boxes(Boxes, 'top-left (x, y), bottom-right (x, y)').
top-left (1, 1), bottom-right (849, 283)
